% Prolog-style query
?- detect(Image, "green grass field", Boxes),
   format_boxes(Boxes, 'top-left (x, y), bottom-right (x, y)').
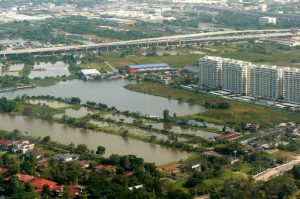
top-left (104, 53), bottom-right (201, 69)
top-left (125, 83), bottom-right (300, 126)
top-left (204, 43), bottom-right (300, 67)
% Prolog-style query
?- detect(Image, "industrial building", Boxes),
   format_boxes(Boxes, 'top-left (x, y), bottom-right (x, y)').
top-left (126, 63), bottom-right (175, 74)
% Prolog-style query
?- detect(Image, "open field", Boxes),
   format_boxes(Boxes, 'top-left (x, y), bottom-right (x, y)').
top-left (204, 43), bottom-right (300, 67)
top-left (125, 83), bottom-right (300, 126)
top-left (79, 62), bottom-right (112, 72)
top-left (104, 53), bottom-right (201, 69)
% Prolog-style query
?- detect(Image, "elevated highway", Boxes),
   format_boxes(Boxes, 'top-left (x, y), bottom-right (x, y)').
top-left (0, 29), bottom-right (293, 57)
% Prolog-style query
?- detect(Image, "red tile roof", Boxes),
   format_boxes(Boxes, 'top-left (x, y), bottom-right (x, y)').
top-left (0, 167), bottom-right (8, 174)
top-left (124, 171), bottom-right (134, 177)
top-left (15, 173), bottom-right (36, 182)
top-left (31, 178), bottom-right (57, 191)
top-left (95, 165), bottom-right (116, 170)
top-left (0, 140), bottom-right (13, 146)
top-left (218, 132), bottom-right (241, 141)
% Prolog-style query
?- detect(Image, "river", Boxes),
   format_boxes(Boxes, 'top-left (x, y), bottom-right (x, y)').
top-left (0, 113), bottom-right (192, 165)
top-left (0, 79), bottom-right (205, 117)
top-left (0, 78), bottom-right (206, 164)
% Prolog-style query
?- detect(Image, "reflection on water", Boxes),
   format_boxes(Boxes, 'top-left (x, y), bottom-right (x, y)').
top-left (29, 61), bottom-right (70, 79)
top-left (0, 79), bottom-right (206, 117)
top-left (28, 99), bottom-right (70, 109)
top-left (54, 107), bottom-right (94, 119)
top-left (146, 122), bottom-right (219, 139)
top-left (0, 113), bottom-right (192, 165)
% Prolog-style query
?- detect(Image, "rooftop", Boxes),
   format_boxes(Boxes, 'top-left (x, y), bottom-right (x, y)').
top-left (31, 178), bottom-right (57, 191)
top-left (128, 63), bottom-right (169, 69)
top-left (80, 69), bottom-right (101, 75)
top-left (15, 173), bottom-right (36, 182)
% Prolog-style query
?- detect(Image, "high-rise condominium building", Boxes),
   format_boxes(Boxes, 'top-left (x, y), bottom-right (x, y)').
top-left (249, 65), bottom-right (283, 100)
top-left (198, 56), bottom-right (222, 89)
top-left (283, 68), bottom-right (300, 104)
top-left (222, 58), bottom-right (250, 95)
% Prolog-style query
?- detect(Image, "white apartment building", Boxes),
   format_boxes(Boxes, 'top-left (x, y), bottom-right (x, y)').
top-left (283, 68), bottom-right (300, 104)
top-left (198, 56), bottom-right (222, 89)
top-left (249, 65), bottom-right (283, 99)
top-left (222, 58), bottom-right (250, 95)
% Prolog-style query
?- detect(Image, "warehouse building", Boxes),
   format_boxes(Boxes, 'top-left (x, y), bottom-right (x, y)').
top-left (126, 63), bottom-right (175, 74)
top-left (80, 69), bottom-right (101, 79)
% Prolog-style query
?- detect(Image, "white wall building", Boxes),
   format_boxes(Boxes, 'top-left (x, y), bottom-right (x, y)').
top-left (259, 17), bottom-right (277, 25)
top-left (249, 65), bottom-right (283, 99)
top-left (222, 58), bottom-right (250, 95)
top-left (283, 68), bottom-right (300, 104)
top-left (198, 56), bottom-right (222, 89)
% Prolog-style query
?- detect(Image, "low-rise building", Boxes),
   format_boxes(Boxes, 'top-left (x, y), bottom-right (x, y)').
top-left (126, 63), bottom-right (175, 74)
top-left (53, 153), bottom-right (80, 163)
top-left (80, 69), bottom-right (101, 79)
top-left (259, 17), bottom-right (277, 25)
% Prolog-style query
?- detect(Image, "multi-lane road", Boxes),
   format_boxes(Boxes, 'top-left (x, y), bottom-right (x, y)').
top-left (0, 29), bottom-right (293, 56)
top-left (253, 155), bottom-right (300, 181)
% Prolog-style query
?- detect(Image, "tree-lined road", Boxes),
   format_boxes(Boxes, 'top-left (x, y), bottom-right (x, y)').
top-left (253, 156), bottom-right (300, 181)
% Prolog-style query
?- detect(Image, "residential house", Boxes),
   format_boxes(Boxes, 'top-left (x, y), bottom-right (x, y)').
top-left (12, 140), bottom-right (35, 154)
top-left (53, 153), bottom-right (80, 163)
top-left (15, 173), bottom-right (36, 182)
top-left (31, 178), bottom-right (64, 196)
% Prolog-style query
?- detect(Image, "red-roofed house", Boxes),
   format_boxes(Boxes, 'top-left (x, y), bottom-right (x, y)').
top-left (31, 178), bottom-right (58, 192)
top-left (15, 173), bottom-right (36, 182)
top-left (0, 140), bottom-right (13, 149)
top-left (94, 165), bottom-right (116, 172)
top-left (0, 167), bottom-right (8, 175)
top-left (217, 132), bottom-right (242, 141)
top-left (124, 171), bottom-right (134, 177)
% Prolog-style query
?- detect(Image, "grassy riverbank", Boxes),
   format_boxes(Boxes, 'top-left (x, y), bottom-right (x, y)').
top-left (125, 82), bottom-right (300, 126)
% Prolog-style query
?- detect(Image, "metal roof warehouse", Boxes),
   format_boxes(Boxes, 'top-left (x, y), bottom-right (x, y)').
top-left (127, 63), bottom-right (170, 69)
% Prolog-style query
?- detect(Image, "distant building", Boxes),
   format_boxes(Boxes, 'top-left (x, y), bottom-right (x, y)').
top-left (195, 56), bottom-right (300, 104)
top-left (249, 65), bottom-right (283, 100)
top-left (283, 68), bottom-right (300, 104)
top-left (198, 56), bottom-right (223, 89)
top-left (0, 140), bottom-right (34, 154)
top-left (217, 132), bottom-right (242, 141)
top-left (80, 69), bottom-right (101, 79)
top-left (53, 154), bottom-right (80, 163)
top-left (126, 63), bottom-right (175, 74)
top-left (12, 140), bottom-right (35, 154)
top-left (259, 17), bottom-right (277, 25)
top-left (222, 58), bottom-right (250, 95)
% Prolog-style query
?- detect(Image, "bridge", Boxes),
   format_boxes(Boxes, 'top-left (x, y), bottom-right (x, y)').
top-left (0, 29), bottom-right (293, 57)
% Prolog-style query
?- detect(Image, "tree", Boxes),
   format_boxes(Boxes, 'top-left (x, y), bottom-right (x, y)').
top-left (74, 144), bottom-right (89, 154)
top-left (292, 165), bottom-right (300, 180)
top-left (42, 136), bottom-right (51, 143)
top-left (96, 146), bottom-right (106, 156)
top-left (167, 190), bottom-right (192, 199)
top-left (163, 109), bottom-right (171, 122)
top-left (70, 97), bottom-right (81, 104)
